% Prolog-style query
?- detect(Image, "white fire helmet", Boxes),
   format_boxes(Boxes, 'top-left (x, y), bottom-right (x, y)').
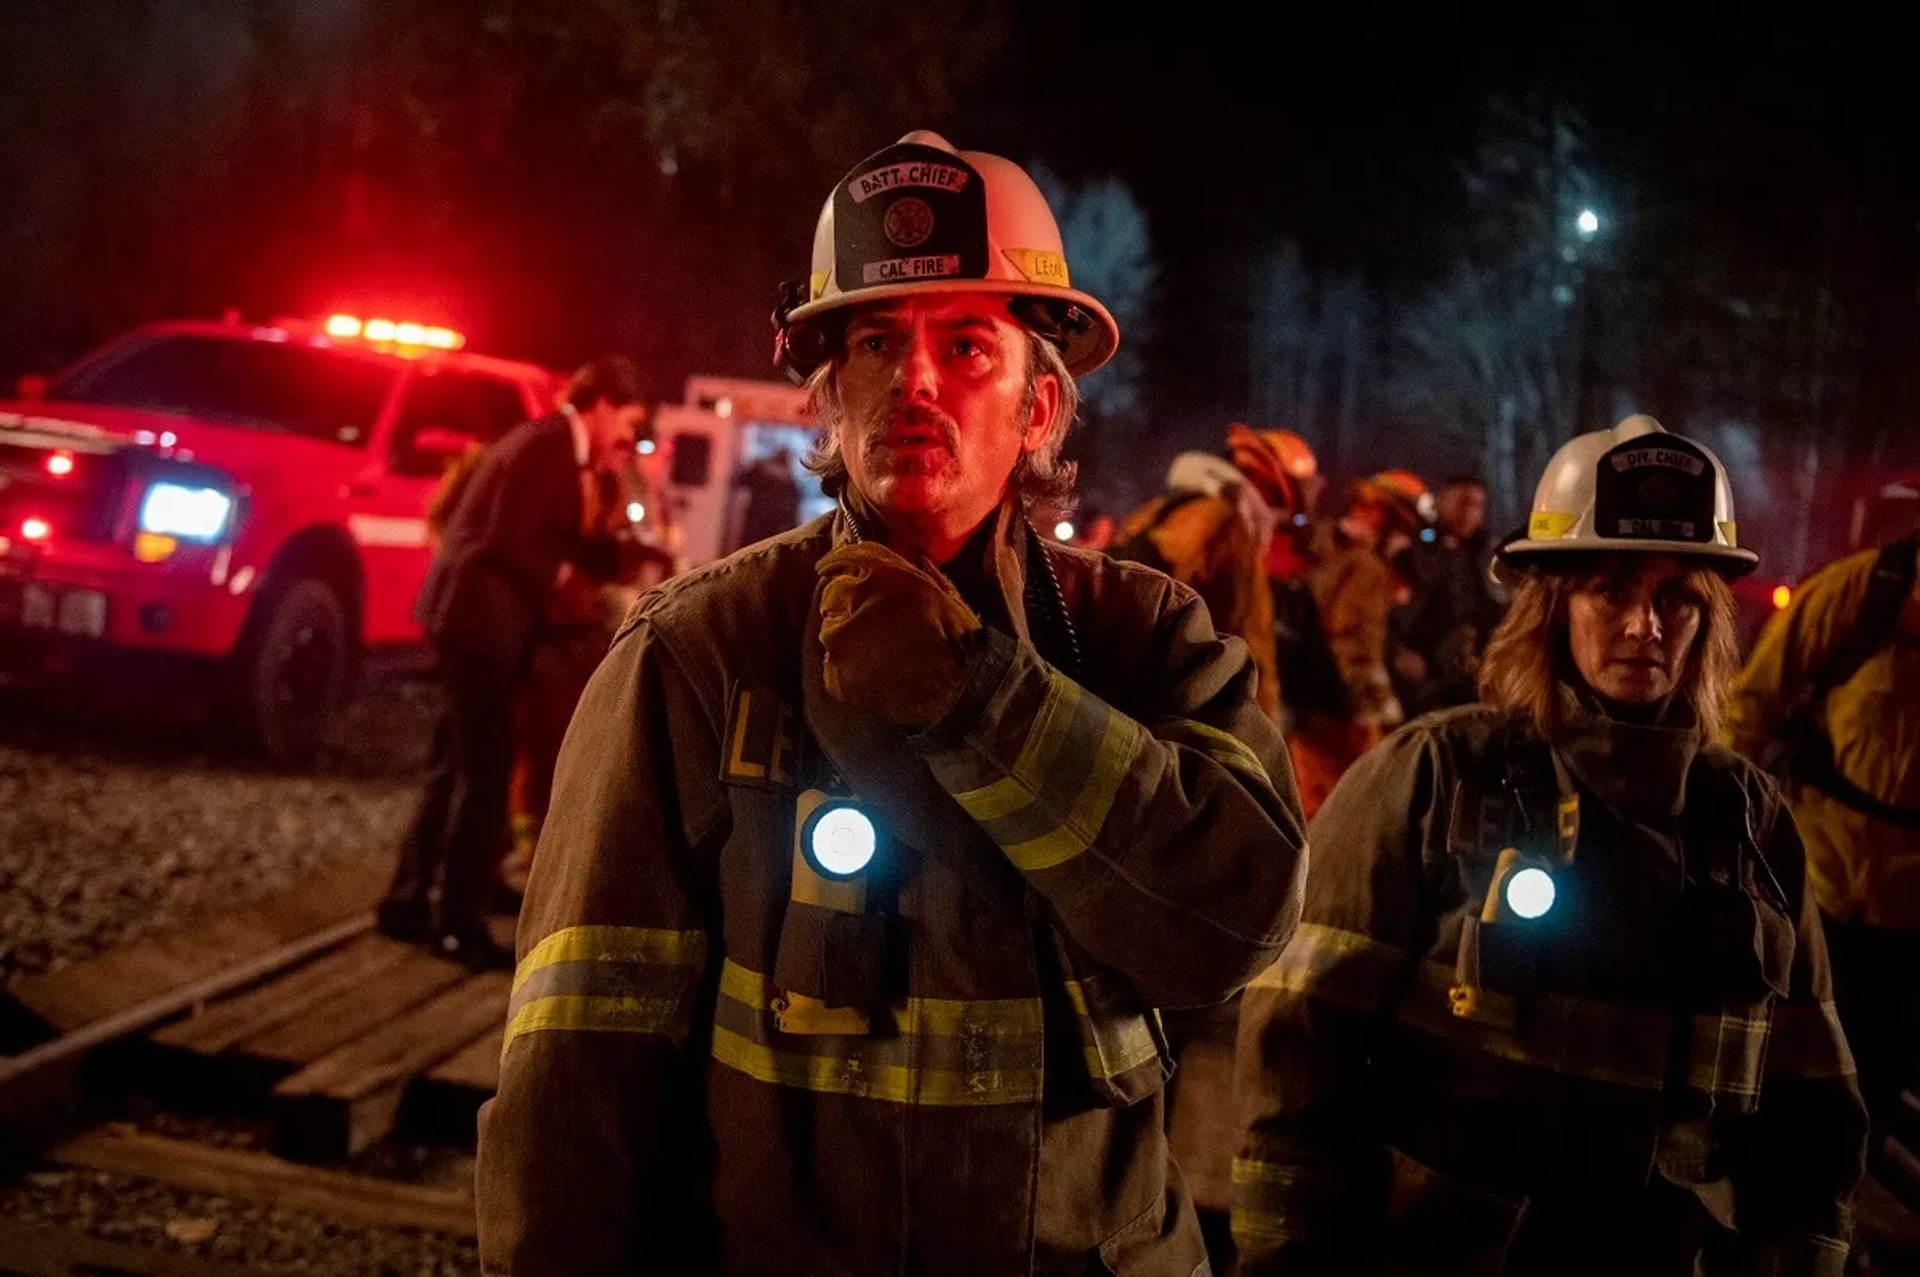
top-left (772, 130), bottom-right (1119, 383)
top-left (1498, 415), bottom-right (1759, 577)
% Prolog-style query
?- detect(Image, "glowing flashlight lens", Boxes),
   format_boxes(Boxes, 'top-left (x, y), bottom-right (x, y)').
top-left (809, 806), bottom-right (876, 877)
top-left (1505, 867), bottom-right (1556, 920)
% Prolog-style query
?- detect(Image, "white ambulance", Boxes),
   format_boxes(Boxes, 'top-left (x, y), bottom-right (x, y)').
top-left (647, 376), bottom-right (830, 569)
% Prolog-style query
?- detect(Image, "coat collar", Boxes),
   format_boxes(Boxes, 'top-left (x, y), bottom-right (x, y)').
top-left (831, 491), bottom-right (1033, 645)
top-left (1550, 682), bottom-right (1700, 820)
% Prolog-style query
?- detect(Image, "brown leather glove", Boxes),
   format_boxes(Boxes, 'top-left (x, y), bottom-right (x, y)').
top-left (817, 542), bottom-right (983, 728)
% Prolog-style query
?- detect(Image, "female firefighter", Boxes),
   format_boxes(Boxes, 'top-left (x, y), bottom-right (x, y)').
top-left (1233, 416), bottom-right (1866, 1276)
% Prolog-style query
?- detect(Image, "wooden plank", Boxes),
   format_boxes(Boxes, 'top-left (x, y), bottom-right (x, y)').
top-left (49, 1125), bottom-right (477, 1239)
top-left (8, 860), bottom-right (385, 1035)
top-left (405, 1025), bottom-right (503, 1145)
top-left (272, 974), bottom-right (509, 1161)
top-left (235, 949), bottom-right (469, 1067)
top-left (425, 1025), bottom-right (502, 1094)
top-left (151, 935), bottom-right (413, 1055)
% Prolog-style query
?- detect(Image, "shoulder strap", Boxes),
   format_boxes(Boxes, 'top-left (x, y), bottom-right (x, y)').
top-left (1448, 717), bottom-right (1571, 864)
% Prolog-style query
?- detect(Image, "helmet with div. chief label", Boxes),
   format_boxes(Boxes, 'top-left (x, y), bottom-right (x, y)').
top-left (1498, 415), bottom-right (1758, 577)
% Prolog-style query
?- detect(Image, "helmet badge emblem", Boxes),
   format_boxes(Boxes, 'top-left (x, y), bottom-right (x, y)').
top-left (883, 197), bottom-right (935, 249)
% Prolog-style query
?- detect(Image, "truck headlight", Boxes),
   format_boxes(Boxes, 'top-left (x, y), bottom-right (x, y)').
top-left (139, 482), bottom-right (234, 541)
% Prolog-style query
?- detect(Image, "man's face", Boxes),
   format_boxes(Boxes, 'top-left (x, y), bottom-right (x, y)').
top-left (833, 294), bottom-right (1055, 546)
top-left (582, 400), bottom-right (647, 468)
top-left (1437, 482), bottom-right (1487, 540)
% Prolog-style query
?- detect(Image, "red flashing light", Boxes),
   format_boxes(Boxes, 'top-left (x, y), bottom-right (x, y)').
top-left (20, 517), bottom-right (51, 542)
top-left (1771, 584), bottom-right (1793, 611)
top-left (321, 314), bottom-right (466, 353)
top-left (46, 451), bottom-right (75, 477)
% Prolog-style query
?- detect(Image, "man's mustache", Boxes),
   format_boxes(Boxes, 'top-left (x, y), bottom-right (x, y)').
top-left (858, 403), bottom-right (958, 454)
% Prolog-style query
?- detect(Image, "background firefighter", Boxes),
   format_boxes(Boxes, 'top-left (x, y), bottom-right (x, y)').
top-left (1287, 468), bottom-right (1431, 817)
top-left (476, 131), bottom-right (1307, 1274)
top-left (1109, 421), bottom-right (1306, 723)
top-left (1730, 530), bottom-right (1920, 1198)
top-left (1233, 416), bottom-right (1865, 1276)
top-left (1392, 473), bottom-right (1508, 715)
top-left (1105, 424), bottom-right (1309, 1264)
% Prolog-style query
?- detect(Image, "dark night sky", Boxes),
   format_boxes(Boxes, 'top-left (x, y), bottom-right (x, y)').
top-left (945, 4), bottom-right (1917, 476)
top-left (974, 5), bottom-right (1910, 256)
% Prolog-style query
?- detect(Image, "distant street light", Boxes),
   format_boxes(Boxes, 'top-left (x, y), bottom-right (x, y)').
top-left (1576, 208), bottom-right (1600, 238)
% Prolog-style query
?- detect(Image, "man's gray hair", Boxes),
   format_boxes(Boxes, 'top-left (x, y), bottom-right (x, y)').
top-left (802, 332), bottom-right (1081, 515)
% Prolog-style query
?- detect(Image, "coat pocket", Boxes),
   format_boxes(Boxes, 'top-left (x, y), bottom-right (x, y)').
top-left (1377, 1145), bottom-right (1526, 1277)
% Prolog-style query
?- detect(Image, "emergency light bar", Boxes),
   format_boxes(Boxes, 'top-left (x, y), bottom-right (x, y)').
top-left (323, 314), bottom-right (465, 351)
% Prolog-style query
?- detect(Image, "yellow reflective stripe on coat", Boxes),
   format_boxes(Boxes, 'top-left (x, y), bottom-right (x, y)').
top-left (1229, 1157), bottom-right (1344, 1251)
top-left (1266, 923), bottom-right (1786, 1099)
top-left (710, 960), bottom-right (1044, 1106)
top-left (1766, 1000), bottom-right (1857, 1079)
top-left (1400, 962), bottom-right (1771, 1098)
top-left (1153, 718), bottom-right (1272, 789)
top-left (504, 925), bottom-right (707, 1056)
top-left (1247, 922), bottom-right (1410, 1013)
top-left (950, 669), bottom-right (1145, 873)
top-left (1228, 1207), bottom-right (1295, 1249)
top-left (1060, 979), bottom-right (1163, 1080)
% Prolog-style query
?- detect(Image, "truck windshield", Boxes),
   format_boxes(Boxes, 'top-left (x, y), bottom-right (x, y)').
top-left (50, 334), bottom-right (398, 445)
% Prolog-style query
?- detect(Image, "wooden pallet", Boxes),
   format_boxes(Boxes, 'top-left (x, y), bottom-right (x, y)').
top-left (270, 972), bottom-right (509, 1162)
top-left (141, 932), bottom-right (508, 1160)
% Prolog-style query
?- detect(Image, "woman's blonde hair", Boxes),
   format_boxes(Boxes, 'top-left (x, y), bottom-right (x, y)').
top-left (1477, 555), bottom-right (1740, 740)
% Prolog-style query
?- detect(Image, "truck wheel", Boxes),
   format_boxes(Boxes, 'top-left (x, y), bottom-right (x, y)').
top-left (233, 578), bottom-right (351, 766)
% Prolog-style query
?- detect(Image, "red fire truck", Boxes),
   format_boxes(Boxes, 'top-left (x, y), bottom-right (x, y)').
top-left (0, 314), bottom-right (562, 762)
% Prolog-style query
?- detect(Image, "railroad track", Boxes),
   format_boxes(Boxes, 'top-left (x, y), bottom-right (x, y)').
top-left (0, 865), bottom-right (505, 1275)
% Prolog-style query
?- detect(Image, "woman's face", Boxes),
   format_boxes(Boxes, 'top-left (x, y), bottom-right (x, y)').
top-left (1565, 555), bottom-right (1706, 705)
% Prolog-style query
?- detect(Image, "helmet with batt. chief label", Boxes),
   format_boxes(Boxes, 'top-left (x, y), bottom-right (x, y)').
top-left (773, 130), bottom-right (1120, 383)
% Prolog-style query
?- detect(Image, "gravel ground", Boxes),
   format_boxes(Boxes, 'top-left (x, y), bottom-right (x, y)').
top-left (0, 670), bottom-right (439, 985)
top-left (0, 674), bottom-right (482, 1273)
top-left (0, 1165), bottom-right (478, 1275)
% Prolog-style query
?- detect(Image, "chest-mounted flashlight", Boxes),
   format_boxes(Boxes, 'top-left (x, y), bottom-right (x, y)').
top-left (801, 799), bottom-right (878, 880)
top-left (1503, 866), bottom-right (1556, 919)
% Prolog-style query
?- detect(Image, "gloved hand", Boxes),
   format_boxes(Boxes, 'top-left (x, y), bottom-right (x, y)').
top-left (817, 542), bottom-right (982, 728)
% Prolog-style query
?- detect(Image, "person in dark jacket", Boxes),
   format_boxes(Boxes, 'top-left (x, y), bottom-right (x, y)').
top-left (734, 446), bottom-right (804, 549)
top-left (1234, 416), bottom-right (1865, 1276)
top-left (378, 357), bottom-right (645, 969)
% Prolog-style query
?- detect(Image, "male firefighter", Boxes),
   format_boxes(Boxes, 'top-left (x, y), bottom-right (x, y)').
top-left (475, 131), bottom-right (1308, 1274)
